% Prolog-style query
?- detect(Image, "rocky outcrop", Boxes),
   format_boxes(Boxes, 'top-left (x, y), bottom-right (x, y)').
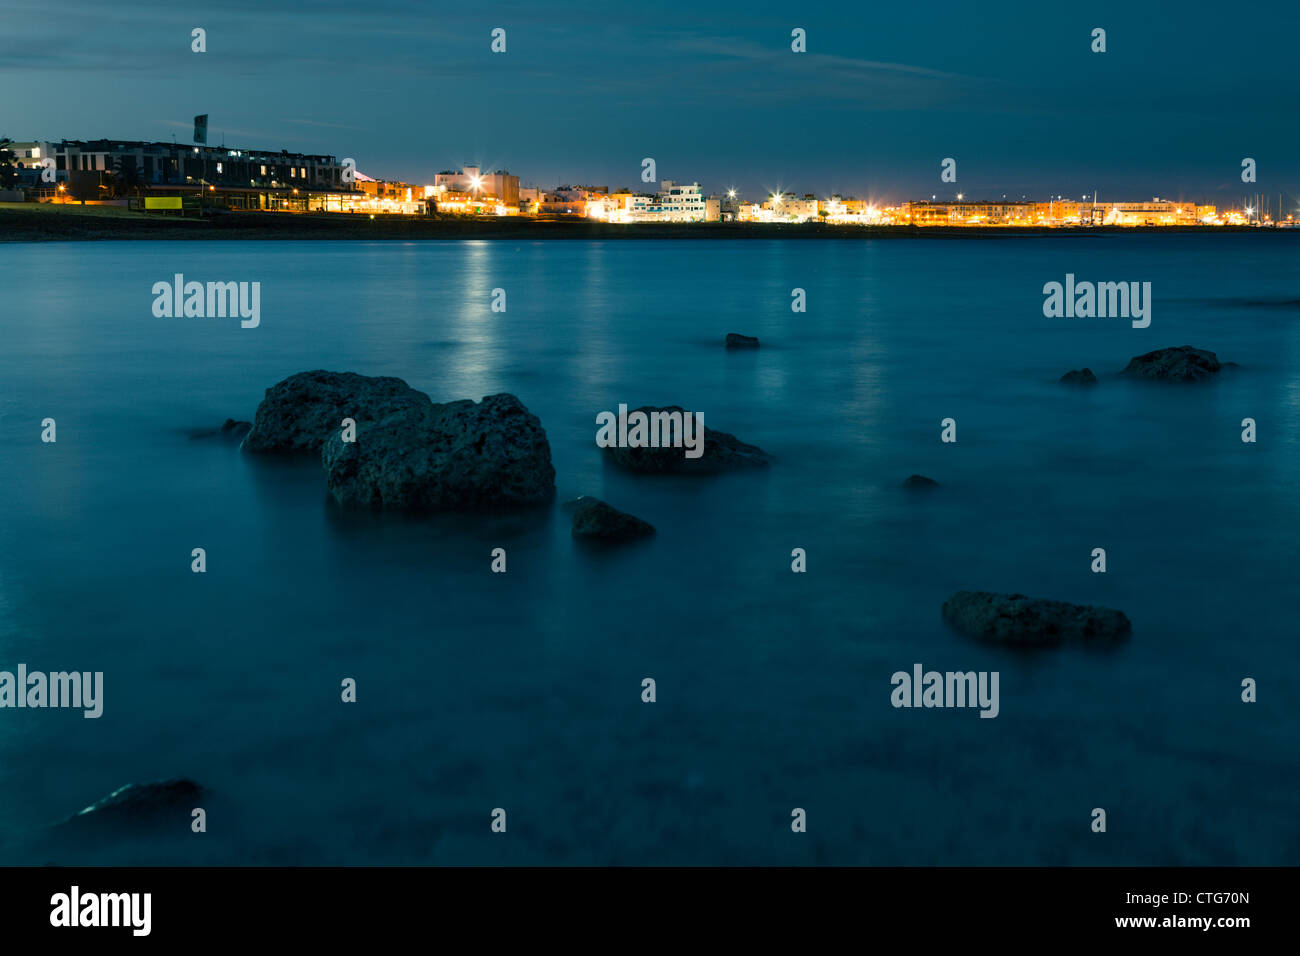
top-left (60, 779), bottom-right (203, 831)
top-left (242, 370), bottom-right (432, 454)
top-left (321, 393), bottom-right (555, 511)
top-left (187, 418), bottom-right (252, 440)
top-left (942, 591), bottom-right (1132, 646)
top-left (1120, 346), bottom-right (1222, 383)
top-left (570, 496), bottom-right (655, 541)
top-left (902, 474), bottom-right (939, 489)
top-left (725, 333), bottom-right (760, 348)
top-left (604, 406), bottom-right (771, 474)
top-left (220, 418), bottom-right (252, 439)
top-left (1059, 368), bottom-right (1098, 385)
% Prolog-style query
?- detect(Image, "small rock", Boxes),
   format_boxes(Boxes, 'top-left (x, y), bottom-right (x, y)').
top-left (604, 406), bottom-right (771, 474)
top-left (220, 418), bottom-right (252, 439)
top-left (60, 779), bottom-right (203, 831)
top-left (942, 591), bottom-right (1131, 646)
top-left (571, 497), bottom-right (655, 541)
top-left (1059, 368), bottom-right (1098, 385)
top-left (725, 333), bottom-right (760, 348)
top-left (1120, 346), bottom-right (1222, 383)
top-left (903, 474), bottom-right (939, 489)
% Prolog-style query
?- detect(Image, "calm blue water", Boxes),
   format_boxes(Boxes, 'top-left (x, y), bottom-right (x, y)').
top-left (0, 235), bottom-right (1297, 865)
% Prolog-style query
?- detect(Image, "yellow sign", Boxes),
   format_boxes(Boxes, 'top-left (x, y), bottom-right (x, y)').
top-left (145, 197), bottom-right (182, 210)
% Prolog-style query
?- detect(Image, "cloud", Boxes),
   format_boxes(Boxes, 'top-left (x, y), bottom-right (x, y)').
top-left (281, 119), bottom-right (370, 132)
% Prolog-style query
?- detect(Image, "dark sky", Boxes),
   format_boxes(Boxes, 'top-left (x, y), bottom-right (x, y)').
top-left (4, 0), bottom-right (1297, 204)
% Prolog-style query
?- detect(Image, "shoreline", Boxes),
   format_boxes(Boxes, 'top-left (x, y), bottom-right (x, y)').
top-left (0, 203), bottom-right (1283, 242)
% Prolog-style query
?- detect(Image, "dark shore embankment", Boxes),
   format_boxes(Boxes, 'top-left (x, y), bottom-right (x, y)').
top-left (0, 203), bottom-right (1274, 242)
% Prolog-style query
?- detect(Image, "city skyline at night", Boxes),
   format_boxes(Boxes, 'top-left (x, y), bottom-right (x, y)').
top-left (3, 0), bottom-right (1297, 204)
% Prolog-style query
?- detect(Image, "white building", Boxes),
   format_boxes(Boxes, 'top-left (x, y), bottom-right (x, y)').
top-left (622, 180), bottom-right (706, 222)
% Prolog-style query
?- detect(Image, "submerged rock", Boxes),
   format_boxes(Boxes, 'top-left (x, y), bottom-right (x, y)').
top-left (604, 406), bottom-right (771, 474)
top-left (321, 393), bottom-right (555, 511)
top-left (242, 370), bottom-right (432, 454)
top-left (60, 779), bottom-right (203, 831)
top-left (942, 591), bottom-right (1131, 646)
top-left (902, 474), bottom-right (939, 489)
top-left (1059, 368), bottom-right (1098, 385)
top-left (1120, 346), bottom-right (1222, 383)
top-left (220, 418), bottom-right (252, 439)
top-left (725, 332), bottom-right (760, 348)
top-left (186, 418), bottom-right (252, 440)
top-left (571, 496), bottom-right (655, 541)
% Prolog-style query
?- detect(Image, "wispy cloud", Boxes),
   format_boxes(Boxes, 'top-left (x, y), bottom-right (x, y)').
top-left (673, 35), bottom-right (971, 79)
top-left (281, 118), bottom-right (370, 132)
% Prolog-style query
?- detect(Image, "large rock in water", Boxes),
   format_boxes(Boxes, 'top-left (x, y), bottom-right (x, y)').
top-left (1120, 346), bottom-right (1222, 382)
top-left (725, 332), bottom-right (760, 348)
top-left (571, 496), bottom-right (655, 541)
top-left (321, 393), bottom-right (555, 511)
top-left (60, 779), bottom-right (203, 832)
top-left (242, 370), bottom-right (432, 453)
top-left (942, 591), bottom-right (1132, 646)
top-left (604, 406), bottom-right (771, 474)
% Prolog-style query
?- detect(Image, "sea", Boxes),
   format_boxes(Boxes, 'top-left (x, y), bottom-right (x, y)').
top-left (0, 234), bottom-right (1296, 865)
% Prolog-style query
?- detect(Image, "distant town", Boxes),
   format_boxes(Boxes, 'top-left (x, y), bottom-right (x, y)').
top-left (2, 137), bottom-right (1295, 228)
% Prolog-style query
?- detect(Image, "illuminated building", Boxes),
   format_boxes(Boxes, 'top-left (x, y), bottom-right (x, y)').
top-left (899, 201), bottom-right (1035, 225)
top-left (28, 139), bottom-right (352, 208)
top-left (621, 181), bottom-right (707, 222)
top-left (1032, 200), bottom-right (1085, 225)
top-left (1100, 200), bottom-right (1200, 226)
top-left (432, 165), bottom-right (520, 206)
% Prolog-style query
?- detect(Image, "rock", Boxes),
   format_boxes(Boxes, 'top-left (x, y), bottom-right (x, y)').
top-left (186, 419), bottom-right (251, 440)
top-left (725, 333), bottom-right (760, 348)
top-left (604, 406), bottom-right (771, 474)
top-left (903, 474), bottom-right (939, 489)
top-left (571, 496), bottom-right (655, 541)
top-left (321, 393), bottom-right (555, 511)
top-left (242, 370), bottom-right (433, 454)
top-left (942, 591), bottom-right (1132, 646)
top-left (1120, 346), bottom-right (1222, 383)
top-left (1059, 368), bottom-right (1098, 385)
top-left (60, 779), bottom-right (203, 831)
top-left (220, 418), bottom-right (252, 439)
